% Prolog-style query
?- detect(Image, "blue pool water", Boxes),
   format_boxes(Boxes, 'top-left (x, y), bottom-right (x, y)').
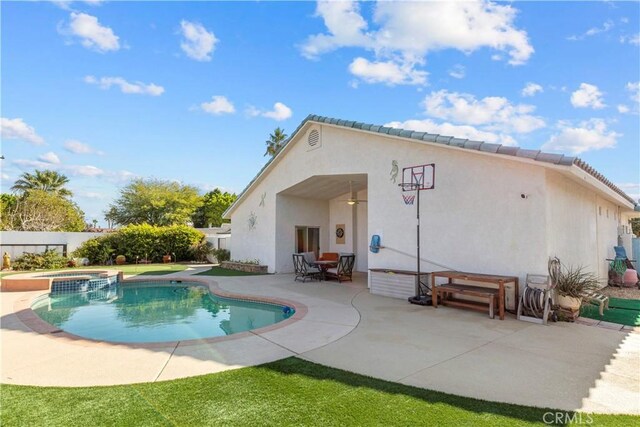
top-left (31, 282), bottom-right (294, 343)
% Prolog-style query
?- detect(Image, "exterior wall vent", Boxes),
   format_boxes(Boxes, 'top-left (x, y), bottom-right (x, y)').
top-left (307, 127), bottom-right (321, 151)
top-left (308, 129), bottom-right (319, 147)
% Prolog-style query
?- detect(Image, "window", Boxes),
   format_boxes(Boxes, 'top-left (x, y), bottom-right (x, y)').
top-left (295, 226), bottom-right (320, 258)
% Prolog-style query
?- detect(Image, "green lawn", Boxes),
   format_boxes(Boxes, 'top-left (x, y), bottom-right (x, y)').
top-left (196, 266), bottom-right (265, 276)
top-left (1, 358), bottom-right (635, 426)
top-left (0, 263), bottom-right (188, 278)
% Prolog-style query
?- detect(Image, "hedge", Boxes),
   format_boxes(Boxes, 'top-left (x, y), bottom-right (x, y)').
top-left (73, 224), bottom-right (205, 264)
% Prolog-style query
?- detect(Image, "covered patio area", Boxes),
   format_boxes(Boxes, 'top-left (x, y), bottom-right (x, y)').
top-left (275, 173), bottom-right (368, 274)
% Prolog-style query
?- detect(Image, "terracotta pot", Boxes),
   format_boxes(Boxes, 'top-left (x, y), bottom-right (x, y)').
top-left (557, 294), bottom-right (582, 310)
top-left (163, 255), bottom-right (172, 263)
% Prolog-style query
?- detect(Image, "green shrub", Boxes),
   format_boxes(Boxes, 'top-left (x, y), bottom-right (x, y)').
top-left (72, 236), bottom-right (115, 264)
top-left (13, 250), bottom-right (69, 271)
top-left (212, 248), bottom-right (230, 262)
top-left (72, 224), bottom-right (205, 264)
top-left (190, 239), bottom-right (214, 262)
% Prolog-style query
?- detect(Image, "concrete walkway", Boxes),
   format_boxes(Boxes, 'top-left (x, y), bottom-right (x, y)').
top-left (2, 271), bottom-right (639, 415)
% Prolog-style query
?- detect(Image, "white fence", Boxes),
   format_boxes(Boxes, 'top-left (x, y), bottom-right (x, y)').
top-left (0, 228), bottom-right (232, 260)
top-left (0, 231), bottom-right (105, 259)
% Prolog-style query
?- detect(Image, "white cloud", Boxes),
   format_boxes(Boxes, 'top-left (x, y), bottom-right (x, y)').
top-left (76, 190), bottom-right (106, 199)
top-left (542, 119), bottom-right (620, 155)
top-left (13, 159), bottom-right (106, 177)
top-left (0, 118), bottom-right (45, 145)
top-left (52, 1), bottom-right (104, 10)
top-left (448, 64), bottom-right (465, 79)
top-left (521, 82), bottom-right (543, 97)
top-left (567, 20), bottom-right (614, 41)
top-left (615, 183), bottom-right (639, 201)
top-left (619, 33), bottom-right (640, 45)
top-left (386, 119), bottom-right (516, 146)
top-left (62, 12), bottom-right (120, 52)
top-left (571, 83), bottom-right (605, 109)
top-left (179, 20), bottom-right (218, 62)
top-left (63, 139), bottom-right (104, 155)
top-left (301, 1), bottom-right (533, 86)
top-left (617, 104), bottom-right (630, 114)
top-left (84, 75), bottom-right (164, 96)
top-left (38, 152), bottom-right (61, 164)
top-left (348, 57), bottom-right (427, 86)
top-left (201, 96), bottom-right (235, 115)
top-left (421, 90), bottom-right (545, 134)
top-left (247, 102), bottom-right (293, 121)
top-left (626, 81), bottom-right (640, 103)
top-left (300, 1), bottom-right (372, 59)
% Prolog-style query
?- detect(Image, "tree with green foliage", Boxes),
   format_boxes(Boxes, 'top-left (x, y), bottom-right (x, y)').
top-left (264, 127), bottom-right (287, 157)
top-left (630, 217), bottom-right (640, 237)
top-left (11, 170), bottom-right (72, 197)
top-left (1, 193), bottom-right (18, 229)
top-left (108, 179), bottom-right (202, 226)
top-left (191, 188), bottom-right (237, 228)
top-left (1, 190), bottom-right (85, 231)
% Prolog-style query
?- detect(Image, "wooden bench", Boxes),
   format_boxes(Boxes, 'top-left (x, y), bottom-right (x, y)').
top-left (434, 283), bottom-right (499, 319)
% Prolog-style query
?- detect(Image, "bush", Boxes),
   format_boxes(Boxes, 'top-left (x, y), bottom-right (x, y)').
top-left (191, 239), bottom-right (214, 262)
top-left (212, 248), bottom-right (230, 262)
top-left (13, 250), bottom-right (69, 271)
top-left (72, 237), bottom-right (115, 265)
top-left (72, 224), bottom-right (205, 264)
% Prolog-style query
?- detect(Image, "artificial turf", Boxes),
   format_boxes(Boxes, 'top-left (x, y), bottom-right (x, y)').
top-left (580, 303), bottom-right (640, 326)
top-left (196, 266), bottom-right (265, 276)
top-left (1, 358), bottom-right (636, 426)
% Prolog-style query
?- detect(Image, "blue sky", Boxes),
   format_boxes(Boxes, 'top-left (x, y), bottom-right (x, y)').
top-left (2, 0), bottom-right (639, 224)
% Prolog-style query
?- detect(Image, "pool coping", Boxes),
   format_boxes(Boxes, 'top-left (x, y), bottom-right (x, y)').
top-left (13, 276), bottom-right (308, 350)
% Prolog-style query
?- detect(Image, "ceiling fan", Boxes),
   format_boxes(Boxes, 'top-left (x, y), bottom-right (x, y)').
top-left (340, 181), bottom-right (367, 205)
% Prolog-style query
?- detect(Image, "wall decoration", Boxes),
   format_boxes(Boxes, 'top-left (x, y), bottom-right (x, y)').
top-left (259, 192), bottom-right (266, 207)
top-left (248, 212), bottom-right (257, 230)
top-left (336, 224), bottom-right (346, 244)
top-left (390, 160), bottom-right (399, 183)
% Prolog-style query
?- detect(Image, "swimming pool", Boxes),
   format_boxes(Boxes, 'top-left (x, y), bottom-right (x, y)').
top-left (31, 282), bottom-right (295, 343)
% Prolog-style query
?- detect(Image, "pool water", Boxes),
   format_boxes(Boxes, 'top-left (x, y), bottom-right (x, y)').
top-left (31, 282), bottom-right (294, 343)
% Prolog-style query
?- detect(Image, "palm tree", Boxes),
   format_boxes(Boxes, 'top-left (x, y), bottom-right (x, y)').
top-left (264, 127), bottom-right (288, 157)
top-left (11, 170), bottom-right (72, 197)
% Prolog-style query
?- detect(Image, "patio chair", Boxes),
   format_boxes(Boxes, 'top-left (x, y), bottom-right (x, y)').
top-left (325, 254), bottom-right (355, 283)
top-left (293, 254), bottom-right (321, 283)
top-left (318, 252), bottom-right (339, 262)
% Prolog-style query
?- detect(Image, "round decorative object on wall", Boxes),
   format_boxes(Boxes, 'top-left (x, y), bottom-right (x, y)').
top-left (308, 129), bottom-right (320, 147)
top-left (336, 227), bottom-right (345, 238)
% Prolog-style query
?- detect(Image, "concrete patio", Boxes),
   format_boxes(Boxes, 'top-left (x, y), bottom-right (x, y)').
top-left (1, 270), bottom-right (638, 415)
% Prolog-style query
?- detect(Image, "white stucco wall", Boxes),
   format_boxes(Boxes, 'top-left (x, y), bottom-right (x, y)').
top-left (545, 170), bottom-right (622, 280)
top-left (228, 122), bottom-right (632, 285)
top-left (275, 195), bottom-right (330, 272)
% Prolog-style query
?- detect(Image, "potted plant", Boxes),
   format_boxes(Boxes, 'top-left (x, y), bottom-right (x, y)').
top-left (554, 263), bottom-right (600, 310)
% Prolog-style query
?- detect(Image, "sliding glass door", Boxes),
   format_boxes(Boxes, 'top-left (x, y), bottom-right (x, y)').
top-left (295, 226), bottom-right (320, 258)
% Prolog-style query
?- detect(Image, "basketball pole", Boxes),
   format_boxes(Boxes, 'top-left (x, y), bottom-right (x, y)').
top-left (416, 185), bottom-right (421, 294)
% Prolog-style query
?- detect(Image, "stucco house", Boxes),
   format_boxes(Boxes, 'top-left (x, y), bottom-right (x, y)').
top-left (224, 114), bottom-right (638, 300)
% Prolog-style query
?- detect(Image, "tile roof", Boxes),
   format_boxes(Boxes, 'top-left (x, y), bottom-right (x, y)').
top-left (225, 114), bottom-right (637, 216)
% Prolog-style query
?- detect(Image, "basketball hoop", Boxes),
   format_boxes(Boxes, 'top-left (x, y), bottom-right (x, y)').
top-left (398, 163), bottom-right (436, 303)
top-left (402, 194), bottom-right (415, 205)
